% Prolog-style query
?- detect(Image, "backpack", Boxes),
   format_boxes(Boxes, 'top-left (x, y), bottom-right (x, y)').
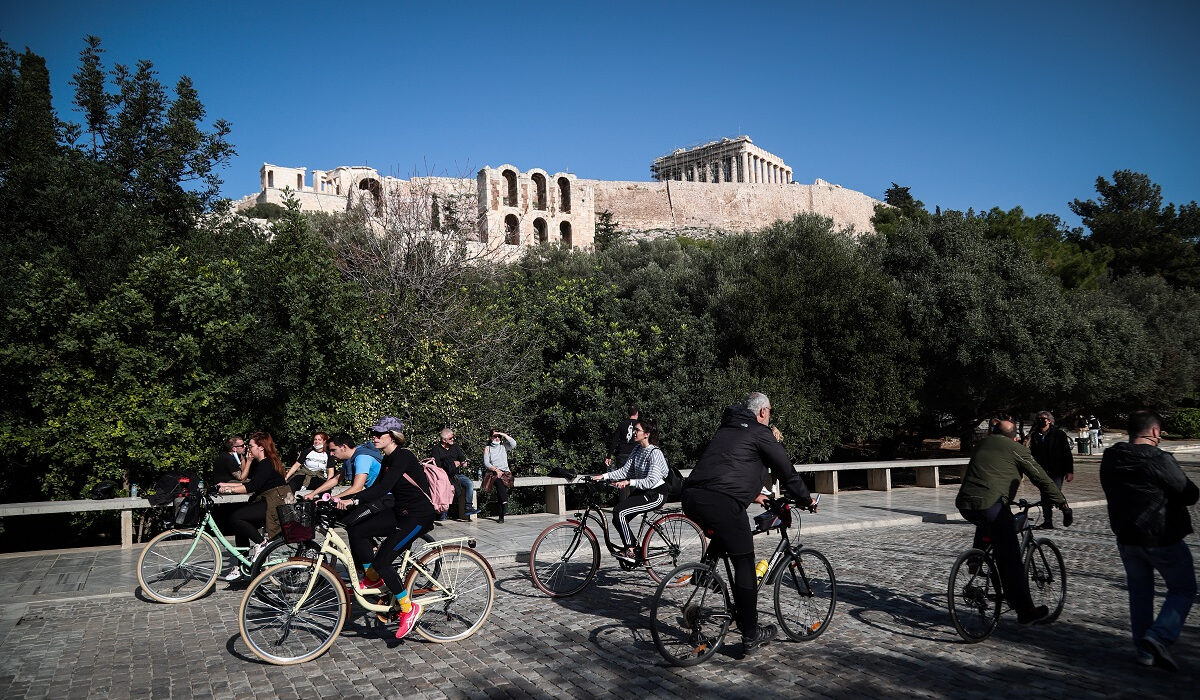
top-left (664, 463), bottom-right (685, 502)
top-left (405, 455), bottom-right (454, 513)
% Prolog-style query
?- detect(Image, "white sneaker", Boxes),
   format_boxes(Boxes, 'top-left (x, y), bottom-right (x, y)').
top-left (248, 541), bottom-right (268, 562)
top-left (222, 568), bottom-right (242, 582)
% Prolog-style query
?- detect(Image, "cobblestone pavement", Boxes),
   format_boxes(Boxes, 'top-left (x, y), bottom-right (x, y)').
top-left (1, 454), bottom-right (1197, 699)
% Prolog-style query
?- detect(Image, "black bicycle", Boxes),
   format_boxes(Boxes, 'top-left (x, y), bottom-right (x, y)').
top-left (947, 498), bottom-right (1070, 642)
top-left (528, 478), bottom-right (707, 597)
top-left (649, 495), bottom-right (835, 666)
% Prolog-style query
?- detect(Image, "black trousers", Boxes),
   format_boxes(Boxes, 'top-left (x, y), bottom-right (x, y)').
top-left (228, 500), bottom-right (267, 547)
top-left (682, 488), bottom-right (760, 636)
top-left (960, 499), bottom-right (1034, 614)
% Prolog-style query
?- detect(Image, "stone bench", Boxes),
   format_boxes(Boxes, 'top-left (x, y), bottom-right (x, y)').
top-left (791, 458), bottom-right (969, 494)
top-left (0, 493), bottom-right (251, 549)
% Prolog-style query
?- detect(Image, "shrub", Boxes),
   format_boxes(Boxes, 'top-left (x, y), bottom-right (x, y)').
top-left (1166, 408), bottom-right (1200, 439)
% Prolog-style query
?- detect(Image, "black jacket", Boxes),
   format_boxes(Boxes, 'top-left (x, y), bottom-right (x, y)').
top-left (1100, 442), bottom-right (1198, 547)
top-left (608, 418), bottom-right (638, 468)
top-left (1029, 427), bottom-right (1074, 477)
top-left (684, 405), bottom-right (812, 508)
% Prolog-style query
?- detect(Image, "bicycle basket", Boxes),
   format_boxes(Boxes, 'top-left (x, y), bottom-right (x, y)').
top-left (277, 501), bottom-right (317, 543)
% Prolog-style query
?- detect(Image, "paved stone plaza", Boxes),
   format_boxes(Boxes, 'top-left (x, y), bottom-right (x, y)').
top-left (1, 453), bottom-right (1197, 699)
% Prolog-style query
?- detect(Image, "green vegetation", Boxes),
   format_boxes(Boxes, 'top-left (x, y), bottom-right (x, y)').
top-left (1166, 409), bottom-right (1200, 439)
top-left (2, 37), bottom-right (1198, 524)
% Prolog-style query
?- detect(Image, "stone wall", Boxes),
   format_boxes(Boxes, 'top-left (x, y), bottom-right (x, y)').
top-left (589, 178), bottom-right (880, 236)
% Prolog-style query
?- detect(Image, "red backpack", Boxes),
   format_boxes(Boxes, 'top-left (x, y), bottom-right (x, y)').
top-left (405, 456), bottom-right (454, 513)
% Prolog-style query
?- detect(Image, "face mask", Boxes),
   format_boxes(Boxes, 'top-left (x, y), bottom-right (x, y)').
top-left (491, 438), bottom-right (501, 444)
top-left (314, 443), bottom-right (323, 450)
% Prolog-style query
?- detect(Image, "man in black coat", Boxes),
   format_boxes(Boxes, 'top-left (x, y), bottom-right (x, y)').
top-left (683, 392), bottom-right (814, 654)
top-left (1028, 411), bottom-right (1073, 529)
top-left (1100, 409), bottom-right (1198, 671)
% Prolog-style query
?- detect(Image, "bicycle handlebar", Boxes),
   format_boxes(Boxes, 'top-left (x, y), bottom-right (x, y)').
top-left (1014, 498), bottom-right (1073, 527)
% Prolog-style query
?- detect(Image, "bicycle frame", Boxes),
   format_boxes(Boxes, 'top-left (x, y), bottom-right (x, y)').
top-left (175, 505), bottom-right (254, 569)
top-left (573, 480), bottom-right (679, 558)
top-left (289, 525), bottom-right (465, 616)
top-left (714, 508), bottom-right (807, 595)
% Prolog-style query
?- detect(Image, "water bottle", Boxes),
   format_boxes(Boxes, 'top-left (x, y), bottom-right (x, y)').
top-left (130, 483), bottom-right (139, 498)
top-left (198, 479), bottom-right (205, 494)
top-left (755, 559), bottom-right (769, 582)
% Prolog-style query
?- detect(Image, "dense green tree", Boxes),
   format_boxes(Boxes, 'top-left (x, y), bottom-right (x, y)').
top-left (707, 215), bottom-right (919, 459)
top-left (1070, 170), bottom-right (1200, 288)
top-left (979, 207), bottom-right (1111, 289)
top-left (871, 182), bottom-right (932, 235)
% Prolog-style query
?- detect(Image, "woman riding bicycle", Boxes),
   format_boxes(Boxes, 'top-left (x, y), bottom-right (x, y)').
top-left (215, 432), bottom-right (293, 581)
top-left (591, 417), bottom-right (669, 564)
top-left (333, 416), bottom-right (436, 640)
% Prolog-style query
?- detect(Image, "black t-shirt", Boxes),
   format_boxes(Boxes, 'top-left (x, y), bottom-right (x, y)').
top-left (244, 458), bottom-right (287, 498)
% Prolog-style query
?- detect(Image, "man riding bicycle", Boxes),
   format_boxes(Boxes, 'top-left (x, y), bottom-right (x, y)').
top-left (681, 392), bottom-right (815, 653)
top-left (956, 419), bottom-right (1069, 625)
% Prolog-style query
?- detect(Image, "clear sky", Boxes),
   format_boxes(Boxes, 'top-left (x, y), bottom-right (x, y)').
top-left (4, 1), bottom-right (1198, 226)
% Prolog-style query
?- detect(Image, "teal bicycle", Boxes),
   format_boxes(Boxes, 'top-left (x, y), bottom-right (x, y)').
top-left (136, 482), bottom-right (319, 604)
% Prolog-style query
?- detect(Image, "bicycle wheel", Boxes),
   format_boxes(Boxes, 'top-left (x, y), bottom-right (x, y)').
top-left (528, 521), bottom-right (600, 597)
top-left (948, 548), bottom-right (1001, 643)
top-left (404, 546), bottom-right (495, 643)
top-left (249, 537), bottom-right (322, 579)
top-left (238, 561), bottom-right (347, 665)
top-left (642, 514), bottom-right (708, 586)
top-left (1025, 538), bottom-right (1066, 622)
top-left (649, 562), bottom-right (731, 667)
top-left (137, 528), bottom-right (221, 603)
top-left (774, 548), bottom-right (836, 641)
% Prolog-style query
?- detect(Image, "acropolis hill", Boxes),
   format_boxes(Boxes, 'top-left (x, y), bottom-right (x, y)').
top-left (236, 136), bottom-right (883, 251)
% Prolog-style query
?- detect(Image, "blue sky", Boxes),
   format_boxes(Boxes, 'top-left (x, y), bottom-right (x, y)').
top-left (4, 1), bottom-right (1198, 226)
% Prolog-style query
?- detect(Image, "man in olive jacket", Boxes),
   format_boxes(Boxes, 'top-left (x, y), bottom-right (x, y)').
top-left (1100, 410), bottom-right (1198, 671)
top-left (957, 420), bottom-right (1069, 625)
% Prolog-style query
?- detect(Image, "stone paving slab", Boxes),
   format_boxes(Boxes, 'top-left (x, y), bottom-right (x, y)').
top-left (0, 453), bottom-right (1196, 698)
top-left (1, 506), bottom-right (1197, 699)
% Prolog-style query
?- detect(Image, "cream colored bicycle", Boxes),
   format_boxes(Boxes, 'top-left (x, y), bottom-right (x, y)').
top-left (238, 502), bottom-right (495, 664)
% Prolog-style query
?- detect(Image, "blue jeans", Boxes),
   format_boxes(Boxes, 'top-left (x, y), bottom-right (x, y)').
top-left (441, 473), bottom-right (475, 519)
top-left (1117, 540), bottom-right (1196, 647)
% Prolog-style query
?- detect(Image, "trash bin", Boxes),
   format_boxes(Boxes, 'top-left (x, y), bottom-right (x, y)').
top-left (1075, 437), bottom-right (1091, 455)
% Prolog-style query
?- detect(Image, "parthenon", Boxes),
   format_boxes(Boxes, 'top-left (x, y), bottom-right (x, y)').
top-left (650, 135), bottom-right (792, 184)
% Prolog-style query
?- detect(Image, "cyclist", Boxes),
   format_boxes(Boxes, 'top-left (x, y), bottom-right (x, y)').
top-left (956, 419), bottom-right (1069, 625)
top-left (302, 433), bottom-right (383, 501)
top-left (681, 392), bottom-right (815, 653)
top-left (333, 417), bottom-right (437, 640)
top-left (591, 417), bottom-right (669, 563)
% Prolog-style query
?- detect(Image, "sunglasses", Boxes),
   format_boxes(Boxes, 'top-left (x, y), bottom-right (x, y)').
top-left (370, 430), bottom-right (389, 438)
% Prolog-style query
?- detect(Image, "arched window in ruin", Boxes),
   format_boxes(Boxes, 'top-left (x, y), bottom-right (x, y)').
top-left (296, 173), bottom-right (303, 189)
top-left (531, 173), bottom-right (547, 210)
top-left (359, 178), bottom-right (382, 207)
top-left (503, 169), bottom-right (518, 207)
top-left (267, 170), bottom-right (274, 188)
top-left (431, 194), bottom-right (441, 231)
top-left (559, 221), bottom-right (572, 247)
top-left (504, 214), bottom-right (520, 245)
top-left (534, 218), bottom-right (548, 244)
top-left (558, 177), bottom-right (571, 213)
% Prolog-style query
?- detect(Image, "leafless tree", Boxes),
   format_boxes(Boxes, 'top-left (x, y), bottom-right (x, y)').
top-left (310, 169), bottom-right (536, 441)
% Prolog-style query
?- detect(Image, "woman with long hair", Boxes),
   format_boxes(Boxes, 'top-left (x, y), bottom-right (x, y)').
top-left (215, 431), bottom-right (292, 581)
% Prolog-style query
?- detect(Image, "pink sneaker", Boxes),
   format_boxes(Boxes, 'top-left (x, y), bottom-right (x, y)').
top-left (358, 576), bottom-right (384, 592)
top-left (394, 602), bottom-right (423, 640)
